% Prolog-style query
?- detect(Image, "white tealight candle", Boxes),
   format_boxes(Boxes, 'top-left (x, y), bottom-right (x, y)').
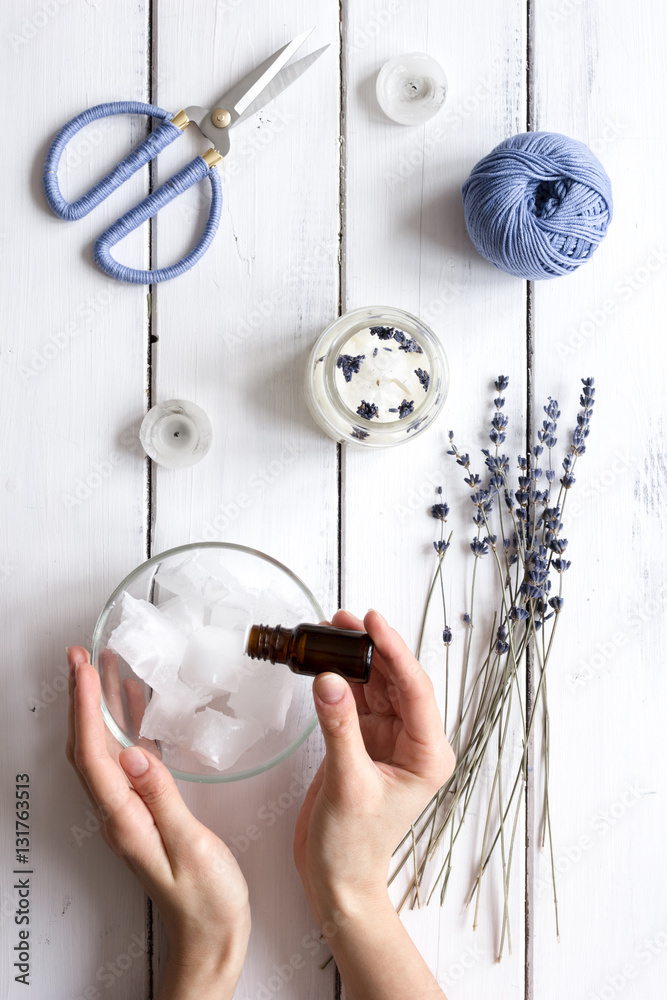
top-left (140, 399), bottom-right (212, 469)
top-left (376, 53), bottom-right (448, 126)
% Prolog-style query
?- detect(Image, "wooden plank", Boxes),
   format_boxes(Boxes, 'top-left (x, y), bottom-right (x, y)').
top-left (150, 2), bottom-right (340, 996)
top-left (531, 1), bottom-right (667, 998)
top-left (0, 2), bottom-right (152, 999)
top-left (340, 1), bottom-right (528, 996)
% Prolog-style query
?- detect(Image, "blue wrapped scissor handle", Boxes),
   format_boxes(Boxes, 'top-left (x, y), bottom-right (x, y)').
top-left (43, 101), bottom-right (222, 284)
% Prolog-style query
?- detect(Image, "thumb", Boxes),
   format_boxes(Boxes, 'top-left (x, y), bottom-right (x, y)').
top-left (118, 746), bottom-right (196, 852)
top-left (312, 673), bottom-right (370, 792)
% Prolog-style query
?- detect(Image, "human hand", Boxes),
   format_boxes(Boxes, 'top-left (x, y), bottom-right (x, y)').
top-left (66, 647), bottom-right (250, 1000)
top-left (293, 609), bottom-right (455, 926)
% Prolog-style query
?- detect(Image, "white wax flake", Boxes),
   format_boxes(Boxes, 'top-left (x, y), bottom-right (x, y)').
top-left (228, 659), bottom-right (297, 733)
top-left (158, 596), bottom-right (206, 636)
top-left (188, 708), bottom-right (265, 771)
top-left (333, 326), bottom-right (425, 422)
top-left (155, 554), bottom-right (231, 605)
top-left (179, 625), bottom-right (246, 694)
top-left (110, 562), bottom-right (301, 771)
top-left (108, 593), bottom-right (186, 692)
top-left (209, 603), bottom-right (251, 631)
top-left (139, 679), bottom-right (212, 744)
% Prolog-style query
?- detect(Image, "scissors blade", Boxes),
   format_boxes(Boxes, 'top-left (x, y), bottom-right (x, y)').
top-left (220, 29), bottom-right (314, 122)
top-left (184, 30), bottom-right (325, 156)
top-left (230, 46), bottom-right (329, 128)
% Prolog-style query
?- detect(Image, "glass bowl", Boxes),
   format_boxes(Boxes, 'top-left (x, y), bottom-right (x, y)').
top-left (91, 543), bottom-right (323, 783)
top-left (304, 305), bottom-right (449, 448)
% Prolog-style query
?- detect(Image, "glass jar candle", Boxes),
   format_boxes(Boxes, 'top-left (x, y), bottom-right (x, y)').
top-left (304, 306), bottom-right (449, 448)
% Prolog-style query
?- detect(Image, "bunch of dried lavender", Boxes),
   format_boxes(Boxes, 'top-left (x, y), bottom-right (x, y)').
top-left (390, 376), bottom-right (595, 959)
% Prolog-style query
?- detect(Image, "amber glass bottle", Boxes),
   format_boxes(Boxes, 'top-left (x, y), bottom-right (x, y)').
top-left (246, 623), bottom-right (373, 683)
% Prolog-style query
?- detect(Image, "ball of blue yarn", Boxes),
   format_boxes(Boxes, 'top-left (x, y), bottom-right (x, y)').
top-left (461, 132), bottom-right (613, 280)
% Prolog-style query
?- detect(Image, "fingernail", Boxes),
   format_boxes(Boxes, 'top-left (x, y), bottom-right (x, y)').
top-left (368, 608), bottom-right (387, 624)
top-left (67, 647), bottom-right (84, 677)
top-left (315, 673), bottom-right (347, 705)
top-left (119, 747), bottom-right (149, 777)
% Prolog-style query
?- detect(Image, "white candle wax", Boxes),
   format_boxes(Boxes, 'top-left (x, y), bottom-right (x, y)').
top-left (333, 325), bottom-right (429, 423)
top-left (140, 399), bottom-right (213, 469)
top-left (376, 53), bottom-right (448, 126)
top-left (305, 306), bottom-right (449, 448)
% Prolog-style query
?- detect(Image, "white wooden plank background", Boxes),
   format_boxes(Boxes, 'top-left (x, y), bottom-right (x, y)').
top-left (1, 1), bottom-right (665, 999)
top-left (530, 2), bottom-right (667, 999)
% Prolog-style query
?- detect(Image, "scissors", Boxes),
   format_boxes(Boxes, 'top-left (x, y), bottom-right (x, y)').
top-left (43, 30), bottom-right (327, 284)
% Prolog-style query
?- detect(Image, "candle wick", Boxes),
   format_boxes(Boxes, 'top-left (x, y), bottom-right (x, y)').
top-left (387, 377), bottom-right (411, 393)
top-left (174, 431), bottom-right (180, 438)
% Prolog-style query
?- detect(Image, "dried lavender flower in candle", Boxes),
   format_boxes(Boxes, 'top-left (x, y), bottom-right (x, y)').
top-left (337, 354), bottom-right (366, 383)
top-left (369, 326), bottom-right (395, 340)
top-left (351, 428), bottom-right (370, 440)
top-left (397, 399), bottom-right (415, 419)
top-left (398, 338), bottom-right (423, 354)
top-left (415, 368), bottom-right (430, 391)
top-left (356, 400), bottom-right (379, 420)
